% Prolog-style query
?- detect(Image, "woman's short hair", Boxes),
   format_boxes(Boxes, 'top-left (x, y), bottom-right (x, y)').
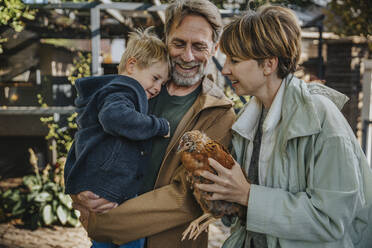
top-left (165, 0), bottom-right (222, 44)
top-left (118, 27), bottom-right (170, 74)
top-left (220, 5), bottom-right (301, 78)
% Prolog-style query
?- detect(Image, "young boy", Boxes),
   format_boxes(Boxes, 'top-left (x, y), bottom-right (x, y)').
top-left (64, 28), bottom-right (170, 248)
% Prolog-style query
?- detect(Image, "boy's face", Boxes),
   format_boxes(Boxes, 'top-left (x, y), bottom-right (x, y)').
top-left (131, 61), bottom-right (169, 99)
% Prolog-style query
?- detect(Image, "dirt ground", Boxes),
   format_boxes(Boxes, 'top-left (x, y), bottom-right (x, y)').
top-left (0, 220), bottom-right (230, 248)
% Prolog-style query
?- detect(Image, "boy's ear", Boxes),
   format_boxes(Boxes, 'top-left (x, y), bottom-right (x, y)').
top-left (125, 57), bottom-right (137, 75)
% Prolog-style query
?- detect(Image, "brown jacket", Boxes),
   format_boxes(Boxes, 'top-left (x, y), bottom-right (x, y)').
top-left (87, 75), bottom-right (236, 248)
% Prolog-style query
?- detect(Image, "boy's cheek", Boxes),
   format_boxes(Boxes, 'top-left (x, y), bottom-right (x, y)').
top-left (149, 92), bottom-right (160, 99)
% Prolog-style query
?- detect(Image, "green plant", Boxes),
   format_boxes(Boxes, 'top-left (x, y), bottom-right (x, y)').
top-left (0, 0), bottom-right (36, 53)
top-left (0, 90), bottom-right (79, 229)
top-left (224, 85), bottom-right (250, 113)
top-left (324, 0), bottom-right (371, 39)
top-left (38, 94), bottom-right (77, 159)
top-left (0, 149), bottom-right (80, 229)
top-left (68, 52), bottom-right (92, 85)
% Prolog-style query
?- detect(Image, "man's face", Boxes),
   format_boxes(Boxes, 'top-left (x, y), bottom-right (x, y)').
top-left (167, 15), bottom-right (216, 86)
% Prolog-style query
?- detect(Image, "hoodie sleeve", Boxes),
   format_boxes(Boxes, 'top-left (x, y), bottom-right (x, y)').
top-left (97, 91), bottom-right (169, 140)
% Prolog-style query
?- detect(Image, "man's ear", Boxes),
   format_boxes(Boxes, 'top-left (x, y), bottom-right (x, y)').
top-left (263, 57), bottom-right (278, 76)
top-left (125, 57), bottom-right (137, 75)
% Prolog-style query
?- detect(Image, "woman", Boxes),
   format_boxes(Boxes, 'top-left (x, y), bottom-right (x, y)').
top-left (195, 5), bottom-right (372, 248)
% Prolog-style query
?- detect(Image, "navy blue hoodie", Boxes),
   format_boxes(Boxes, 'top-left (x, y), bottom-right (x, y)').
top-left (64, 75), bottom-right (169, 203)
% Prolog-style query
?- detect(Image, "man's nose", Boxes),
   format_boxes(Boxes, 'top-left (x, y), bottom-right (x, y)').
top-left (181, 46), bottom-right (195, 62)
top-left (221, 64), bottom-right (230, 76)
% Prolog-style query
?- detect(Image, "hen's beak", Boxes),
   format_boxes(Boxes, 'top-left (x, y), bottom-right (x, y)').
top-left (177, 143), bottom-right (183, 153)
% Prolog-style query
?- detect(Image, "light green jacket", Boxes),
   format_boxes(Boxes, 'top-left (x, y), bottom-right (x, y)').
top-left (223, 75), bottom-right (372, 248)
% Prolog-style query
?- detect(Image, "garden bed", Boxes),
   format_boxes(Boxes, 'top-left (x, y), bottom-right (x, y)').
top-left (0, 221), bottom-right (229, 248)
top-left (0, 178), bottom-right (230, 248)
top-left (0, 223), bottom-right (91, 248)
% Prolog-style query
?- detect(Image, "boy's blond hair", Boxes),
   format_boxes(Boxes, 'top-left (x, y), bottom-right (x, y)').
top-left (118, 27), bottom-right (170, 74)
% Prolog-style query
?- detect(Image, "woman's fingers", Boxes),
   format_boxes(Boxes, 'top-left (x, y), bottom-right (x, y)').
top-left (196, 183), bottom-right (231, 202)
top-left (196, 182), bottom-right (224, 194)
top-left (195, 158), bottom-right (251, 206)
top-left (195, 169), bottom-right (225, 185)
top-left (208, 158), bottom-right (230, 175)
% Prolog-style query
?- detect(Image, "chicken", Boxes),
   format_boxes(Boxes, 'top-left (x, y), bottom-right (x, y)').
top-left (177, 130), bottom-right (246, 241)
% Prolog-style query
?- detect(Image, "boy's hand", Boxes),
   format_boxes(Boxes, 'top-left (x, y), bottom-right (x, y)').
top-left (71, 191), bottom-right (118, 213)
top-left (164, 121), bottom-right (170, 138)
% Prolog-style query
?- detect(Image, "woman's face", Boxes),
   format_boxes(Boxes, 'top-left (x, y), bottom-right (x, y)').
top-left (222, 56), bottom-right (266, 96)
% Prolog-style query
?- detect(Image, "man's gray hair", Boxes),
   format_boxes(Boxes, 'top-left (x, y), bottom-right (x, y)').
top-left (165, 0), bottom-right (222, 44)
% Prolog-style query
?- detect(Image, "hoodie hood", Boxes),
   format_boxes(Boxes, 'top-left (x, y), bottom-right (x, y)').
top-left (74, 74), bottom-right (147, 110)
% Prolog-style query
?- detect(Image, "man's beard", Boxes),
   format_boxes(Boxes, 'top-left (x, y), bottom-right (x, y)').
top-left (171, 58), bottom-right (207, 86)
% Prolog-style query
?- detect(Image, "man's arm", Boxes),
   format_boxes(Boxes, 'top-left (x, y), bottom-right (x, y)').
top-left (81, 107), bottom-right (236, 244)
top-left (87, 166), bottom-right (200, 244)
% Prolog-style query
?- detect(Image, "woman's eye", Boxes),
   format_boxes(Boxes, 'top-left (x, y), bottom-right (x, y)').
top-left (153, 76), bottom-right (159, 81)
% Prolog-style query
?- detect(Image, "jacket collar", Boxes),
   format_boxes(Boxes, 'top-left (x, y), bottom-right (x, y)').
top-left (164, 74), bottom-right (233, 156)
top-left (232, 78), bottom-right (286, 140)
top-left (281, 74), bottom-right (348, 141)
top-left (232, 74), bottom-right (349, 143)
top-left (196, 74), bottom-right (233, 110)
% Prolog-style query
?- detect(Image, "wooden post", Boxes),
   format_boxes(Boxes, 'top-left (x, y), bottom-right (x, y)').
top-left (91, 6), bottom-right (101, 76)
top-left (362, 59), bottom-right (372, 166)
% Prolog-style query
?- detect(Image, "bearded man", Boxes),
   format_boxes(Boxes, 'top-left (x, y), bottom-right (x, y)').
top-left (71, 1), bottom-right (236, 247)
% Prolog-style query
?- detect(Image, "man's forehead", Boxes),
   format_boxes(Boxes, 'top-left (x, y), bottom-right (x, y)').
top-left (167, 15), bottom-right (214, 43)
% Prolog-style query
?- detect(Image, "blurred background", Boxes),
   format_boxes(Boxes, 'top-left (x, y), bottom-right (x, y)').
top-left (0, 0), bottom-right (371, 247)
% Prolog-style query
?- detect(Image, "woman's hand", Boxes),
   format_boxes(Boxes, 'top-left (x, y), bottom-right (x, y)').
top-left (195, 158), bottom-right (251, 206)
top-left (71, 191), bottom-right (118, 213)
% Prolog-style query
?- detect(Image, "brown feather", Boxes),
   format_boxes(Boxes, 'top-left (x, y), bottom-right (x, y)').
top-left (178, 130), bottom-right (246, 219)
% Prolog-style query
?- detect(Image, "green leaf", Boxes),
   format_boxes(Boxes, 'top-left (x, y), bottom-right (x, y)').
top-left (8, 190), bottom-right (21, 202)
top-left (12, 200), bottom-right (25, 216)
top-left (27, 192), bottom-right (39, 202)
top-left (73, 209), bottom-right (80, 218)
top-left (43, 182), bottom-right (58, 193)
top-left (23, 175), bottom-right (41, 191)
top-left (42, 205), bottom-right (53, 225)
top-left (56, 205), bottom-right (68, 225)
top-left (2, 189), bottom-right (13, 198)
top-left (34, 192), bottom-right (53, 202)
top-left (58, 193), bottom-right (72, 209)
top-left (67, 215), bottom-right (80, 227)
top-left (52, 200), bottom-right (58, 212)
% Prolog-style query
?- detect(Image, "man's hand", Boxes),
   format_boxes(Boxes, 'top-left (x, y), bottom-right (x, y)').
top-left (71, 201), bottom-right (90, 229)
top-left (71, 191), bottom-right (118, 213)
